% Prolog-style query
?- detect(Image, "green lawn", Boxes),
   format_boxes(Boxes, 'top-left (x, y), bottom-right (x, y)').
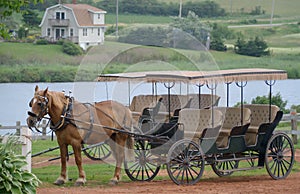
top-left (31, 139), bottom-right (299, 187)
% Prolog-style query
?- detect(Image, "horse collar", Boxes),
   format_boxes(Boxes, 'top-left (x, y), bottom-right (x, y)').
top-left (50, 96), bottom-right (74, 132)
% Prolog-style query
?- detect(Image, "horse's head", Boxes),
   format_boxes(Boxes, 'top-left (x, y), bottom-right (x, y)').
top-left (27, 85), bottom-right (49, 131)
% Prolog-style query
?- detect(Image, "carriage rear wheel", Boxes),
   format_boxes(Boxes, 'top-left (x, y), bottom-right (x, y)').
top-left (167, 139), bottom-right (205, 185)
top-left (82, 142), bottom-right (111, 161)
top-left (211, 160), bottom-right (239, 177)
top-left (265, 132), bottom-right (294, 179)
top-left (124, 140), bottom-right (161, 181)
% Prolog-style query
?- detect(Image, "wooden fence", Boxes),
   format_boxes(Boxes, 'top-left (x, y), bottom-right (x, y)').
top-left (1, 127), bottom-right (32, 172)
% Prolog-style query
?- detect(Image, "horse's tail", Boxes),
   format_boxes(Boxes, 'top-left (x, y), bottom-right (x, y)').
top-left (125, 136), bottom-right (135, 162)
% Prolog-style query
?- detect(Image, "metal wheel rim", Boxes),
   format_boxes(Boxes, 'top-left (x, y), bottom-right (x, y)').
top-left (265, 133), bottom-right (295, 179)
top-left (82, 142), bottom-right (111, 161)
top-left (124, 140), bottom-right (160, 181)
top-left (211, 160), bottom-right (239, 177)
top-left (167, 139), bottom-right (205, 185)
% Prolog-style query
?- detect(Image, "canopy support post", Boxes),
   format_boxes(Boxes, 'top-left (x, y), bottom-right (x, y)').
top-left (164, 82), bottom-right (175, 121)
top-left (207, 82), bottom-right (217, 127)
top-left (196, 83), bottom-right (205, 109)
top-left (226, 82), bottom-right (232, 107)
top-left (236, 81), bottom-right (247, 126)
top-left (265, 80), bottom-right (276, 122)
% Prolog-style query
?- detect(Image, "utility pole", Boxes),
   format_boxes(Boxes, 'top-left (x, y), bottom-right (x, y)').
top-left (179, 0), bottom-right (182, 18)
top-left (116, 0), bottom-right (119, 37)
top-left (230, 0), bottom-right (232, 15)
top-left (270, 0), bottom-right (275, 25)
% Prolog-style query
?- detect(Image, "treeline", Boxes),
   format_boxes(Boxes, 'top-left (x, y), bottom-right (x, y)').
top-left (29, 0), bottom-right (226, 18)
top-left (99, 0), bottom-right (226, 17)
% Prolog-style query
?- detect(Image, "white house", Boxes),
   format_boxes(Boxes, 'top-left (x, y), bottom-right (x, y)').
top-left (39, 3), bottom-right (107, 50)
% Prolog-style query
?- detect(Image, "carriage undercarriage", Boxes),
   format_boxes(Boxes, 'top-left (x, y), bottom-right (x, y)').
top-left (123, 121), bottom-right (294, 185)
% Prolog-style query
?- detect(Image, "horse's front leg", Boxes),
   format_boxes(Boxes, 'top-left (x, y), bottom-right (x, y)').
top-left (54, 144), bottom-right (68, 185)
top-left (109, 135), bottom-right (126, 185)
top-left (72, 143), bottom-right (86, 186)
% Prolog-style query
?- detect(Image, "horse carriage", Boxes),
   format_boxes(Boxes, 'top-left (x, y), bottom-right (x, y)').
top-left (27, 68), bottom-right (294, 186)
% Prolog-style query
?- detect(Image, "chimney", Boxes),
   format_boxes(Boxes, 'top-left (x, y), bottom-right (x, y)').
top-left (72, 0), bottom-right (76, 4)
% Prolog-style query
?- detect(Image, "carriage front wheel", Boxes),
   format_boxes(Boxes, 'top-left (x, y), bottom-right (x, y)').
top-left (265, 132), bottom-right (294, 179)
top-left (167, 139), bottom-right (205, 185)
top-left (124, 140), bottom-right (161, 181)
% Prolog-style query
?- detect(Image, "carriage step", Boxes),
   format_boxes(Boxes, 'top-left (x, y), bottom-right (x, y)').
top-left (220, 166), bottom-right (264, 173)
top-left (215, 155), bottom-right (259, 163)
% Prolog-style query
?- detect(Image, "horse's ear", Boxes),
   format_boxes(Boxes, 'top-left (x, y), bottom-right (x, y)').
top-left (43, 87), bottom-right (48, 96)
top-left (35, 85), bottom-right (39, 92)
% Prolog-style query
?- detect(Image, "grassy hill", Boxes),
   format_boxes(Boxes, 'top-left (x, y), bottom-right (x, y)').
top-left (158, 0), bottom-right (300, 18)
top-left (0, 39), bottom-right (299, 82)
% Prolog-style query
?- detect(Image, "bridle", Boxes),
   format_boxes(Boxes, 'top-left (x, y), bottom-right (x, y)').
top-left (28, 95), bottom-right (49, 132)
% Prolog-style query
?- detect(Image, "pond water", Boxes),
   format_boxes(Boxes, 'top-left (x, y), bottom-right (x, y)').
top-left (0, 80), bottom-right (299, 127)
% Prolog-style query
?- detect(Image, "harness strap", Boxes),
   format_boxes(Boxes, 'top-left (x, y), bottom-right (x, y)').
top-left (83, 103), bottom-right (95, 143)
top-left (50, 97), bottom-right (72, 132)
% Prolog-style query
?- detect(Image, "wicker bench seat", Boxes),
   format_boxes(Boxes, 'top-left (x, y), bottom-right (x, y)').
top-left (178, 109), bottom-right (223, 143)
top-left (243, 104), bottom-right (280, 146)
top-left (215, 107), bottom-right (251, 148)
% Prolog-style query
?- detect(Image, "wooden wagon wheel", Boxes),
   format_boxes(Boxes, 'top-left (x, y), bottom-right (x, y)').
top-left (166, 139), bottom-right (205, 185)
top-left (82, 142), bottom-right (111, 161)
top-left (265, 132), bottom-right (295, 179)
top-left (211, 159), bottom-right (239, 177)
top-left (124, 140), bottom-right (161, 181)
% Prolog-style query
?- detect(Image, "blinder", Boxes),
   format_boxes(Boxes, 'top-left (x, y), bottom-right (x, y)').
top-left (27, 95), bottom-right (49, 119)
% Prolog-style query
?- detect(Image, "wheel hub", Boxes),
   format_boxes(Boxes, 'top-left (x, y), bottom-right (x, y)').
top-left (277, 150), bottom-right (284, 161)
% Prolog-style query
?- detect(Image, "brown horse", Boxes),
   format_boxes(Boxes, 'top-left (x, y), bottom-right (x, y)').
top-left (27, 86), bottom-right (134, 186)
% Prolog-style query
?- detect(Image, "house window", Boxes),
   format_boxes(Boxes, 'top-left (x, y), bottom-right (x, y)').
top-left (83, 28), bottom-right (87, 36)
top-left (56, 12), bottom-right (65, 19)
top-left (98, 28), bottom-right (101, 36)
top-left (98, 14), bottom-right (101, 19)
top-left (61, 29), bottom-right (65, 38)
top-left (70, 28), bottom-right (74, 37)
top-left (47, 28), bottom-right (51, 36)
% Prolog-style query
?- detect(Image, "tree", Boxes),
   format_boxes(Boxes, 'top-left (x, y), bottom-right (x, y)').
top-left (0, 0), bottom-right (43, 38)
top-left (251, 92), bottom-right (288, 113)
top-left (170, 11), bottom-right (211, 44)
top-left (234, 36), bottom-right (270, 57)
top-left (22, 9), bottom-right (40, 27)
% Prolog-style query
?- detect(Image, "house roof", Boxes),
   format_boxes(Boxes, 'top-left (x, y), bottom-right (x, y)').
top-left (39, 3), bottom-right (107, 27)
top-left (63, 4), bottom-right (106, 27)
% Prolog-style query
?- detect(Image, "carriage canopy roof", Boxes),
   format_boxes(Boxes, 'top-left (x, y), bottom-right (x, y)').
top-left (96, 68), bottom-right (287, 84)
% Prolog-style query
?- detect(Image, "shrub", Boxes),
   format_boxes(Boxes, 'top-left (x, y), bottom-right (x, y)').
top-left (35, 39), bottom-right (48, 45)
top-left (210, 37), bottom-right (227, 51)
top-left (290, 104), bottom-right (300, 113)
top-left (62, 41), bottom-right (83, 56)
top-left (0, 136), bottom-right (40, 194)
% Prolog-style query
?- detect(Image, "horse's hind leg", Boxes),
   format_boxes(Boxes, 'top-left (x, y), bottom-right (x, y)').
top-left (54, 144), bottom-right (68, 185)
top-left (73, 143), bottom-right (86, 186)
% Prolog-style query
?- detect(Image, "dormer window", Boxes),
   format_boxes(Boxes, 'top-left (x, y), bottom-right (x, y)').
top-left (98, 14), bottom-right (101, 19)
top-left (56, 12), bottom-right (65, 20)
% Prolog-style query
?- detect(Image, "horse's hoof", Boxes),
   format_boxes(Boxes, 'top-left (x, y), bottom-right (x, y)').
top-left (74, 181), bottom-right (85, 186)
top-left (53, 179), bottom-right (65, 185)
top-left (74, 178), bottom-right (86, 186)
top-left (109, 179), bottom-right (119, 186)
